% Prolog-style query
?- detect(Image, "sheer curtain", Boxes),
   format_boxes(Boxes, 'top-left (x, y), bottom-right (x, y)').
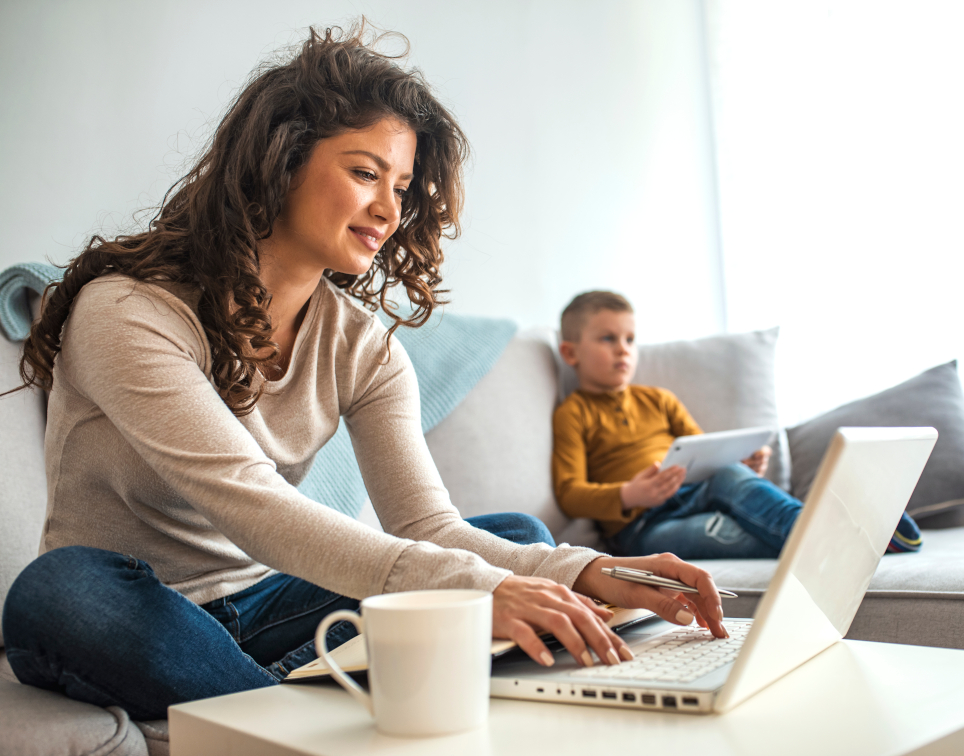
top-left (703, 0), bottom-right (964, 424)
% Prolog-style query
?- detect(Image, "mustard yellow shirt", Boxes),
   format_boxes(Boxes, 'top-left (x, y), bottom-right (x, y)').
top-left (552, 386), bottom-right (703, 537)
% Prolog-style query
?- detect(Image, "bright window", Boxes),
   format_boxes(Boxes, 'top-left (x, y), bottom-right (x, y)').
top-left (706, 0), bottom-right (964, 423)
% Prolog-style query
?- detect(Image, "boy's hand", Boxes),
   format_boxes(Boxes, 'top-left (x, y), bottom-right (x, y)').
top-left (620, 462), bottom-right (686, 511)
top-left (742, 445), bottom-right (772, 476)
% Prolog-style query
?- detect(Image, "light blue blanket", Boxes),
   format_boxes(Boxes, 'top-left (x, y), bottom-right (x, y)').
top-left (298, 308), bottom-right (517, 517)
top-left (0, 263), bottom-right (516, 519)
top-left (0, 262), bottom-right (60, 341)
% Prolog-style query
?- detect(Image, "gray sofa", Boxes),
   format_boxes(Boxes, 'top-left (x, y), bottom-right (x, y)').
top-left (2, 324), bottom-right (964, 756)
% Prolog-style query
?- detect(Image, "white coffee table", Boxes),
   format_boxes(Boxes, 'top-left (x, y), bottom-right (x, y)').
top-left (170, 639), bottom-right (964, 756)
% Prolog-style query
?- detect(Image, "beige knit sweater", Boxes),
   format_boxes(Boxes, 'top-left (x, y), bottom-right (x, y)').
top-left (41, 275), bottom-right (599, 604)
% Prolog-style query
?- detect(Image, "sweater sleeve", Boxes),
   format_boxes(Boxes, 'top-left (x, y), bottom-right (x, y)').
top-left (662, 390), bottom-right (703, 438)
top-left (345, 324), bottom-right (600, 592)
top-left (61, 279), bottom-right (519, 599)
top-left (551, 399), bottom-right (630, 524)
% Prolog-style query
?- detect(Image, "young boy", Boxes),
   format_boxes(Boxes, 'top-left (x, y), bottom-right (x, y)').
top-left (551, 291), bottom-right (922, 559)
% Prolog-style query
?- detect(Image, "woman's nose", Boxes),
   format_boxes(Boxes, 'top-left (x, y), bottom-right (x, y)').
top-left (371, 186), bottom-right (401, 226)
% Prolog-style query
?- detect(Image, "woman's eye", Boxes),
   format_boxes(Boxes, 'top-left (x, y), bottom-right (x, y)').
top-left (355, 169), bottom-right (377, 181)
top-left (394, 186), bottom-right (409, 199)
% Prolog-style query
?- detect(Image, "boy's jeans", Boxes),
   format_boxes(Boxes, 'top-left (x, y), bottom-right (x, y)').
top-left (610, 463), bottom-right (803, 560)
top-left (2, 512), bottom-right (553, 721)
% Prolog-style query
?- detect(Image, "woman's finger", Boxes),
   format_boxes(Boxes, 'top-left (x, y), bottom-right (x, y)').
top-left (638, 585), bottom-right (702, 628)
top-left (574, 593), bottom-right (614, 621)
top-left (532, 588), bottom-right (623, 666)
top-left (573, 594), bottom-right (635, 661)
top-left (566, 602), bottom-right (633, 664)
top-left (526, 605), bottom-right (597, 667)
top-left (660, 589), bottom-right (709, 629)
top-left (503, 618), bottom-right (557, 667)
top-left (493, 577), bottom-right (630, 668)
top-left (652, 557), bottom-right (728, 638)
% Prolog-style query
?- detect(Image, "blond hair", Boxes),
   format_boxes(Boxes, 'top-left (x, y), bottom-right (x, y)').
top-left (560, 291), bottom-right (633, 342)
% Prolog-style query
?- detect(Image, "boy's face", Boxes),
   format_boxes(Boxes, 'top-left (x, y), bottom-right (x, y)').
top-left (559, 309), bottom-right (638, 393)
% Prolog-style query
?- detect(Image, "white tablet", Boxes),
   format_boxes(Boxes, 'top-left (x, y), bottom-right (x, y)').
top-left (662, 427), bottom-right (776, 484)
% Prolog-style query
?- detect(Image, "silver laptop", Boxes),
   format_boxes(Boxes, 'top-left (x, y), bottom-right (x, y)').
top-left (491, 427), bottom-right (937, 714)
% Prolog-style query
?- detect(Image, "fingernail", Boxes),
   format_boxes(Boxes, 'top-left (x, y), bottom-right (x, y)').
top-left (619, 646), bottom-right (635, 662)
top-left (606, 649), bottom-right (620, 665)
top-left (676, 609), bottom-right (694, 625)
top-left (540, 651), bottom-right (555, 667)
top-left (581, 651), bottom-right (594, 667)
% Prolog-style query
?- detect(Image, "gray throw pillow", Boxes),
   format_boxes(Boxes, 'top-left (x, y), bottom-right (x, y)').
top-left (786, 361), bottom-right (964, 525)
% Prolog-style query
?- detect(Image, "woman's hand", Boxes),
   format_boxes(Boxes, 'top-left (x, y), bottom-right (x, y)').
top-left (619, 462), bottom-right (687, 511)
top-left (742, 445), bottom-right (772, 476)
top-left (572, 554), bottom-right (728, 639)
top-left (492, 575), bottom-right (636, 668)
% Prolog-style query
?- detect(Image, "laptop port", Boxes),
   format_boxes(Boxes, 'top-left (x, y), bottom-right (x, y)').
top-left (622, 693), bottom-right (637, 703)
top-left (601, 691), bottom-right (617, 700)
top-left (642, 694), bottom-right (657, 706)
top-left (536, 688), bottom-right (544, 693)
top-left (682, 697), bottom-right (699, 706)
top-left (662, 696), bottom-right (678, 708)
top-left (582, 689), bottom-right (598, 698)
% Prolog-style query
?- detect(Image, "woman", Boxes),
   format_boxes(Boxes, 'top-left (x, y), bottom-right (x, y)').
top-left (1, 23), bottom-right (726, 721)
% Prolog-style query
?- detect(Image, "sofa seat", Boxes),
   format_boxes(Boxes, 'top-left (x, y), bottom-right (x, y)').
top-left (0, 650), bottom-right (168, 756)
top-left (696, 526), bottom-right (964, 648)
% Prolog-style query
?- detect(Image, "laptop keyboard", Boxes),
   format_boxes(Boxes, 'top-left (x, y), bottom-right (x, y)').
top-left (570, 620), bottom-right (753, 684)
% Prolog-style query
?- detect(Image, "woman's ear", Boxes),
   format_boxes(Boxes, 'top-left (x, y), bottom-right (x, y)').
top-left (558, 341), bottom-right (579, 367)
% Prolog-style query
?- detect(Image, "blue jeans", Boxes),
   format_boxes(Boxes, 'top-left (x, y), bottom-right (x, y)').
top-left (1, 512), bottom-right (553, 721)
top-left (610, 464), bottom-right (802, 560)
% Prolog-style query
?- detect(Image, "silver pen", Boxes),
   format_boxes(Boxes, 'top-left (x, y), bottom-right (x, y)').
top-left (602, 566), bottom-right (739, 598)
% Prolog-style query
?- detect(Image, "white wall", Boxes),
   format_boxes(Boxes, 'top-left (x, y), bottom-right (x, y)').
top-left (0, 0), bottom-right (722, 342)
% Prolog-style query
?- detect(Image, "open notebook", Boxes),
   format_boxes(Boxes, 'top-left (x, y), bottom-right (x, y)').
top-left (284, 605), bottom-right (656, 682)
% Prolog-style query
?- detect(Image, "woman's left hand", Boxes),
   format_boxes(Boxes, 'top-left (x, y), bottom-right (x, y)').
top-left (572, 553), bottom-right (729, 639)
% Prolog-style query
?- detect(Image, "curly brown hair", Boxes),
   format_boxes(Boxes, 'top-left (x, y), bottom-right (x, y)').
top-left (14, 20), bottom-right (467, 415)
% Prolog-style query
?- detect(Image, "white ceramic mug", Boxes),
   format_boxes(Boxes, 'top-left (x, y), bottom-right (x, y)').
top-left (315, 589), bottom-right (493, 737)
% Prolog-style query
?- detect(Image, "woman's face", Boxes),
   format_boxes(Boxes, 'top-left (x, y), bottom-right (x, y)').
top-left (271, 117), bottom-right (417, 278)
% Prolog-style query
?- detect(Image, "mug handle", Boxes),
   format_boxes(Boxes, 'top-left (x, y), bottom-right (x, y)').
top-left (315, 610), bottom-right (373, 715)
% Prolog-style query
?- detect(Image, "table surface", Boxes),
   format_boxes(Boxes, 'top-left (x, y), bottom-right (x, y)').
top-left (170, 639), bottom-right (964, 756)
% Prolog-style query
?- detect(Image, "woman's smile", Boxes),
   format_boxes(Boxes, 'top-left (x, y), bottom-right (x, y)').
top-left (350, 226), bottom-right (385, 252)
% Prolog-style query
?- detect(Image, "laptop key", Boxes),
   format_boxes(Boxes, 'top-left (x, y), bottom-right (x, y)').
top-left (582, 622), bottom-right (753, 685)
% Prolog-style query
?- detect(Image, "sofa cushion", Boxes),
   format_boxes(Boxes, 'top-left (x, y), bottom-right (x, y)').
top-left (696, 527), bottom-right (964, 649)
top-left (0, 334), bottom-right (47, 648)
top-left (0, 651), bottom-right (150, 756)
top-left (426, 332), bottom-right (571, 539)
top-left (787, 361), bottom-right (964, 525)
top-left (135, 719), bottom-right (170, 756)
top-left (557, 327), bottom-right (791, 491)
